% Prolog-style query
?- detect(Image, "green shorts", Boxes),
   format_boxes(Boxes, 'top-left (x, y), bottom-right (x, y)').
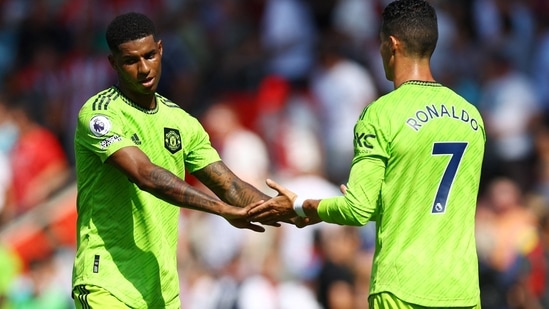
top-left (369, 292), bottom-right (481, 309)
top-left (73, 285), bottom-right (129, 309)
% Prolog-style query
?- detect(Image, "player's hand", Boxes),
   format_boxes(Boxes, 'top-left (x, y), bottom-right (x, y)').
top-left (247, 179), bottom-right (296, 224)
top-left (291, 216), bottom-right (322, 228)
top-left (223, 200), bottom-right (266, 232)
top-left (340, 184), bottom-right (347, 194)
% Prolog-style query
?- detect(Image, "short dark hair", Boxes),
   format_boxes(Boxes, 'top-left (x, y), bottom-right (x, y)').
top-left (381, 0), bottom-right (438, 58)
top-left (105, 12), bottom-right (158, 52)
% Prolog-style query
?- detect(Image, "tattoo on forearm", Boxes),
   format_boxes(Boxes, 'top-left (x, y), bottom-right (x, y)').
top-left (149, 166), bottom-right (218, 213)
top-left (196, 162), bottom-right (269, 207)
top-left (150, 167), bottom-right (179, 193)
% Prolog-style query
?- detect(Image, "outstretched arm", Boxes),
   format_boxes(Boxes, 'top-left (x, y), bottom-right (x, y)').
top-left (249, 171), bottom-right (375, 227)
top-left (192, 161), bottom-right (270, 208)
top-left (106, 146), bottom-right (265, 232)
top-left (194, 161), bottom-right (290, 227)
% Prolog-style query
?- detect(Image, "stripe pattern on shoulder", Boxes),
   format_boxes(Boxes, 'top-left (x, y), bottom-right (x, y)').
top-left (91, 87), bottom-right (119, 111)
top-left (157, 95), bottom-right (181, 109)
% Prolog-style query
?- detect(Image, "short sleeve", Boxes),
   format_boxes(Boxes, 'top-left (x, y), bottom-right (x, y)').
top-left (75, 108), bottom-right (135, 163)
top-left (182, 116), bottom-right (221, 173)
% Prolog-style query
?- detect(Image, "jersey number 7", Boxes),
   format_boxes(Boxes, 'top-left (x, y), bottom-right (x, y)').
top-left (431, 142), bottom-right (468, 214)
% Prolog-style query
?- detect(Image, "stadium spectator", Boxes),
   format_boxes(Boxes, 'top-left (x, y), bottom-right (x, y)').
top-left (314, 225), bottom-right (361, 309)
top-left (7, 255), bottom-right (73, 309)
top-left (0, 153), bottom-right (11, 226)
top-left (534, 202), bottom-right (549, 307)
top-left (273, 121), bottom-right (340, 282)
top-left (196, 99), bottom-right (276, 285)
top-left (309, 31), bottom-right (377, 184)
top-left (260, 0), bottom-right (317, 85)
top-left (0, 96), bottom-right (15, 226)
top-left (472, 0), bottom-right (536, 73)
top-left (57, 21), bottom-right (115, 165)
top-left (6, 95), bottom-right (71, 217)
top-left (201, 100), bottom-right (270, 190)
top-left (476, 177), bottom-right (541, 308)
top-left (531, 117), bottom-right (549, 204)
top-left (477, 49), bottom-right (541, 191)
top-left (0, 243), bottom-right (21, 308)
top-left (530, 18), bottom-right (549, 115)
top-left (236, 247), bottom-right (321, 309)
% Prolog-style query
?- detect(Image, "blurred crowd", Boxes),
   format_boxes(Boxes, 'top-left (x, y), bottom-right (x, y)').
top-left (0, 0), bottom-right (549, 308)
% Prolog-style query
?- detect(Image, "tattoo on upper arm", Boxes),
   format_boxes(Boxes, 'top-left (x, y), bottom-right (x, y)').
top-left (197, 162), bottom-right (232, 191)
top-left (208, 162), bottom-right (225, 178)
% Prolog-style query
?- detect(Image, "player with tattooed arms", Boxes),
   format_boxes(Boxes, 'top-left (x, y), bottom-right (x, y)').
top-left (71, 12), bottom-right (275, 309)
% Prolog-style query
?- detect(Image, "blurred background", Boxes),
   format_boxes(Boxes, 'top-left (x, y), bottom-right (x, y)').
top-left (0, 0), bottom-right (548, 308)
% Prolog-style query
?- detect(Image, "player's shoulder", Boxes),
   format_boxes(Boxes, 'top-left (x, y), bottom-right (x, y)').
top-left (357, 92), bottom-right (394, 122)
top-left (156, 93), bottom-right (196, 117)
top-left (80, 86), bottom-right (121, 114)
top-left (156, 93), bottom-right (182, 109)
top-left (365, 85), bottom-right (409, 109)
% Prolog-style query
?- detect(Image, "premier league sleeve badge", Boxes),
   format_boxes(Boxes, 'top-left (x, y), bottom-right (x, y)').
top-left (89, 115), bottom-right (112, 137)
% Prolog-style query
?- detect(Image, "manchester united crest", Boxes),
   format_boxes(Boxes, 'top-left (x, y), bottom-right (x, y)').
top-left (164, 128), bottom-right (181, 154)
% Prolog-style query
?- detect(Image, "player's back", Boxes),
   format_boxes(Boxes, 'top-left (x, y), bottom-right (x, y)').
top-left (367, 81), bottom-right (485, 306)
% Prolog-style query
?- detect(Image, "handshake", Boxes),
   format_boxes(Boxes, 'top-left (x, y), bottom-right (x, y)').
top-left (222, 179), bottom-right (323, 232)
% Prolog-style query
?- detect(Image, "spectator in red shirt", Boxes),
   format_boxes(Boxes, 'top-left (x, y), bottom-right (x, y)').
top-left (5, 96), bottom-right (71, 217)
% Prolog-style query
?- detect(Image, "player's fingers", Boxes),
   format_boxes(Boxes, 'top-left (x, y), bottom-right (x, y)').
top-left (244, 222), bottom-right (266, 233)
top-left (247, 211), bottom-right (271, 223)
top-left (294, 217), bottom-right (309, 228)
top-left (265, 178), bottom-right (288, 195)
top-left (261, 221), bottom-right (281, 227)
top-left (243, 200), bottom-right (264, 212)
top-left (251, 210), bottom-right (289, 224)
top-left (246, 199), bottom-right (274, 216)
top-left (278, 217), bottom-right (294, 225)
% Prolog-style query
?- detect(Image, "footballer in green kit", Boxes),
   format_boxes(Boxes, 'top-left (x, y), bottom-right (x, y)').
top-left (249, 0), bottom-right (485, 308)
top-left (73, 88), bottom-right (216, 308)
top-left (72, 12), bottom-right (272, 309)
top-left (333, 81), bottom-right (484, 307)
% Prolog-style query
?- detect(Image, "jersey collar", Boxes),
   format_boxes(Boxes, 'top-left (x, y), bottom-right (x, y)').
top-left (400, 80), bottom-right (442, 87)
top-left (113, 86), bottom-right (159, 114)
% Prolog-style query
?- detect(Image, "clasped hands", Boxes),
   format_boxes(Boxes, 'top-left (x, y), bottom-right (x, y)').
top-left (224, 179), bottom-right (318, 232)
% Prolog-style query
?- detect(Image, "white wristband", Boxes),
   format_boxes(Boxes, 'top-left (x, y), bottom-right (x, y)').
top-left (293, 196), bottom-right (307, 217)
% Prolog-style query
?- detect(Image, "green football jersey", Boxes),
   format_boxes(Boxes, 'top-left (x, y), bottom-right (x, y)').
top-left (318, 81), bottom-right (485, 306)
top-left (73, 86), bottom-right (220, 308)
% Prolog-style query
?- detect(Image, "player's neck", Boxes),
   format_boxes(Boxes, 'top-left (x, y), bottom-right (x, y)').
top-left (393, 57), bottom-right (435, 88)
top-left (116, 84), bottom-right (157, 110)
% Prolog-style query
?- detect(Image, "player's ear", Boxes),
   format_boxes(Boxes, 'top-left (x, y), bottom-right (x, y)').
top-left (108, 54), bottom-right (116, 70)
top-left (157, 40), bottom-right (163, 57)
top-left (389, 35), bottom-right (399, 55)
